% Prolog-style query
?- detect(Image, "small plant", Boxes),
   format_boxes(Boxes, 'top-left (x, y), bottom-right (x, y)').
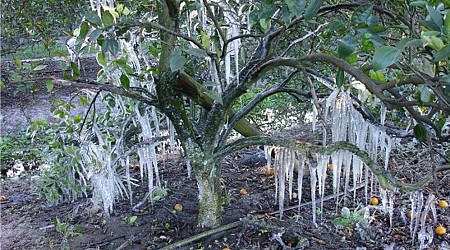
top-left (55, 217), bottom-right (83, 241)
top-left (332, 206), bottom-right (367, 228)
top-left (148, 188), bottom-right (168, 203)
top-left (122, 215), bottom-right (138, 226)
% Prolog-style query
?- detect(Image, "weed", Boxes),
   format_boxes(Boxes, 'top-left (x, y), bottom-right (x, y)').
top-left (122, 215), bottom-right (139, 226)
top-left (332, 206), bottom-right (368, 228)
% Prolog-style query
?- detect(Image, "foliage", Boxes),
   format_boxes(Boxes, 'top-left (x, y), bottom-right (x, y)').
top-left (332, 206), bottom-right (368, 228)
top-left (0, 0), bottom-right (89, 57)
top-left (0, 124), bottom-right (53, 174)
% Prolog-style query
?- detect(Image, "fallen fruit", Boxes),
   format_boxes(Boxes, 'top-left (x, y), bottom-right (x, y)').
top-left (370, 197), bottom-right (379, 206)
top-left (239, 188), bottom-right (248, 195)
top-left (438, 200), bottom-right (448, 208)
top-left (435, 226), bottom-right (446, 235)
top-left (327, 164), bottom-right (333, 170)
top-left (174, 203), bottom-right (183, 212)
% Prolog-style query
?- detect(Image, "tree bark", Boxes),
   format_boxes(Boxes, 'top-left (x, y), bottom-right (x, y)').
top-left (195, 163), bottom-right (222, 228)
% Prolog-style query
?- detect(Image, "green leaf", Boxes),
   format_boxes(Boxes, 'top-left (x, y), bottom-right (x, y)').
top-left (413, 124), bottom-right (428, 143)
top-left (417, 84), bottom-right (431, 102)
top-left (258, 4), bottom-right (276, 20)
top-left (433, 44), bottom-right (450, 62)
top-left (259, 18), bottom-right (271, 33)
top-left (304, 0), bottom-right (325, 22)
top-left (426, 4), bottom-right (443, 28)
top-left (372, 46), bottom-right (401, 70)
top-left (74, 115), bottom-right (82, 124)
top-left (200, 31), bottom-right (210, 51)
top-left (368, 70), bottom-right (386, 82)
top-left (101, 10), bottom-right (115, 28)
top-left (351, 4), bottom-right (373, 26)
top-left (337, 34), bottom-right (357, 58)
top-left (169, 50), bottom-right (186, 72)
top-left (70, 62), bottom-right (80, 78)
top-left (97, 52), bottom-right (107, 67)
top-left (184, 48), bottom-right (208, 58)
top-left (79, 21), bottom-right (89, 39)
top-left (120, 74), bottom-right (130, 90)
top-left (85, 12), bottom-right (102, 27)
top-left (285, 0), bottom-right (306, 17)
top-left (102, 38), bottom-right (119, 56)
top-left (336, 68), bottom-right (344, 88)
top-left (89, 29), bottom-right (103, 42)
top-left (45, 80), bottom-right (54, 92)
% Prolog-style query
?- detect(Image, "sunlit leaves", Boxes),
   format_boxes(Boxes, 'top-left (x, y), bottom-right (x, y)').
top-left (372, 46), bottom-right (401, 70)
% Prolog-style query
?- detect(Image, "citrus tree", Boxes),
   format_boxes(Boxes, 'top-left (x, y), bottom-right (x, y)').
top-left (38, 0), bottom-right (450, 229)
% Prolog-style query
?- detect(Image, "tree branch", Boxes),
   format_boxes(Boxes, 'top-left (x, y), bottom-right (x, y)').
top-left (217, 136), bottom-right (448, 192)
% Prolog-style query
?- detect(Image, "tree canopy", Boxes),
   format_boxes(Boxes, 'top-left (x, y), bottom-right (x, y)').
top-left (18, 0), bottom-right (450, 230)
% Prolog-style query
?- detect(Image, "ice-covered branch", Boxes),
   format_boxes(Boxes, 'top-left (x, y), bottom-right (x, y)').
top-left (216, 136), bottom-right (445, 192)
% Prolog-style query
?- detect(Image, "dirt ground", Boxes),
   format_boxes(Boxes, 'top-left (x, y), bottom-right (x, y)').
top-left (1, 139), bottom-right (449, 250)
top-left (0, 59), bottom-right (449, 250)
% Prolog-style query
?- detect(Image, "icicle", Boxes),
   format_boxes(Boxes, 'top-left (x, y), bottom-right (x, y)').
top-left (297, 157), bottom-right (305, 215)
top-left (309, 160), bottom-right (318, 226)
top-left (412, 192), bottom-right (424, 244)
top-left (312, 101), bottom-right (317, 131)
top-left (380, 104), bottom-right (387, 126)
top-left (278, 149), bottom-right (286, 218)
top-left (125, 156), bottom-right (133, 205)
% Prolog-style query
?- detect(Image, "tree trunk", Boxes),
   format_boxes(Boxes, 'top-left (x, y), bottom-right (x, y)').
top-left (193, 158), bottom-right (223, 228)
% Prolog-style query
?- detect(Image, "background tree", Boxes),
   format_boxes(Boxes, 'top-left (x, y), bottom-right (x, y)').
top-left (34, 0), bottom-right (449, 229)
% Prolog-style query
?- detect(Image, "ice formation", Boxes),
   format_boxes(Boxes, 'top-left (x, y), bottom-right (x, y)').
top-left (265, 89), bottom-right (396, 226)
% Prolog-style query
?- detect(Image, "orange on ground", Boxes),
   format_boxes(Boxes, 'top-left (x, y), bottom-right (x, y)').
top-left (370, 197), bottom-right (379, 206)
top-left (239, 188), bottom-right (248, 195)
top-left (438, 200), bottom-right (448, 208)
top-left (174, 203), bottom-right (183, 212)
top-left (435, 226), bottom-right (446, 235)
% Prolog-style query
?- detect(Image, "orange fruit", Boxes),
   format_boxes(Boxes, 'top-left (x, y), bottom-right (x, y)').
top-left (174, 203), bottom-right (183, 212)
top-left (370, 197), bottom-right (379, 206)
top-left (239, 188), bottom-right (248, 195)
top-left (438, 200), bottom-right (448, 208)
top-left (435, 226), bottom-right (446, 235)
